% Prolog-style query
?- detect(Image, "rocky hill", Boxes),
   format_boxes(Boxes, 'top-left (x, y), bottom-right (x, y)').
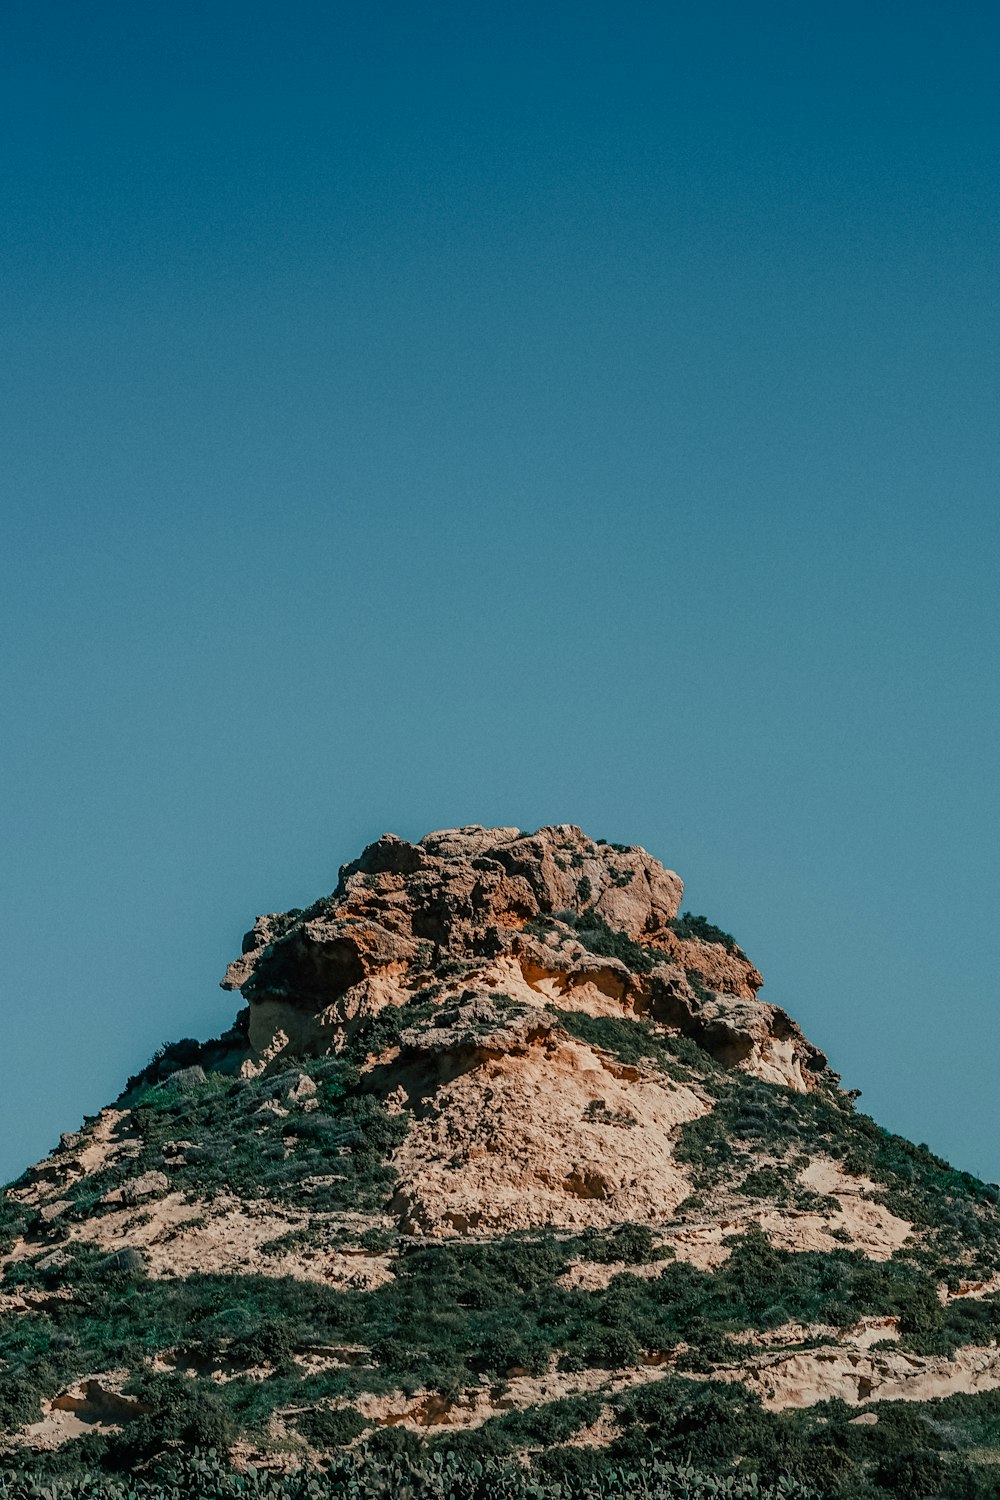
top-left (2, 825), bottom-right (1000, 1499)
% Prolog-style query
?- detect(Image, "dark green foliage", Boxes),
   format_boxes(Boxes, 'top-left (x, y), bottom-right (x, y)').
top-left (6, 1168), bottom-right (999, 1467)
top-left (5, 885), bottom-right (1000, 1495)
top-left (0, 1052), bottom-right (411, 1454)
top-left (582, 1098), bottom-right (635, 1127)
top-left (910, 1289), bottom-right (1000, 1356)
top-left (740, 1166), bottom-right (786, 1198)
top-left (534, 905), bottom-right (743, 978)
top-left (5, 1232), bottom-right (1000, 1492)
top-left (9, 1389), bottom-right (1000, 1497)
top-left (665, 1031), bottom-right (722, 1074)
top-left (120, 1011), bottom-right (252, 1097)
top-left (295, 1405), bottom-right (369, 1447)
top-left (360, 1236), bottom-right (570, 1388)
top-left (1, 1260), bottom-right (346, 1412)
top-left (68, 1062), bottom-right (409, 1218)
top-left (577, 1223), bottom-right (661, 1265)
top-left (554, 1010), bottom-right (719, 1085)
top-left (358, 1226), bottom-right (396, 1253)
top-left (560, 911), bottom-right (663, 974)
top-left (6, 1025), bottom-right (1000, 1485)
top-left (603, 1377), bottom-right (1000, 1498)
top-left (576, 876), bottom-right (592, 903)
top-left (0, 1194), bottom-right (24, 1258)
top-left (671, 913), bottom-right (741, 954)
top-left (556, 1011), bottom-right (662, 1065)
top-left (0, 1377), bottom-right (42, 1435)
top-left (872, 1446), bottom-right (948, 1498)
top-left (0, 1443), bottom-right (824, 1499)
top-left (120, 1371), bottom-right (237, 1456)
top-left (528, 911), bottom-right (668, 975)
top-left (430, 1396), bottom-right (603, 1458)
top-left (343, 1228), bottom-right (987, 1389)
top-left (580, 1325), bottom-right (643, 1368)
top-left (675, 1074), bottom-right (1000, 1271)
top-left (339, 994), bottom-right (440, 1065)
top-left (121, 1036), bottom-right (210, 1095)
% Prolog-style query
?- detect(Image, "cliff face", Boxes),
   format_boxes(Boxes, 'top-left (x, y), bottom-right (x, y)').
top-left (223, 824), bottom-right (826, 1094)
top-left (213, 825), bottom-right (826, 1240)
top-left (3, 826), bottom-right (1000, 1495)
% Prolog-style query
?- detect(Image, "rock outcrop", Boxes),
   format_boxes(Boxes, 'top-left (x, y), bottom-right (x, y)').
top-left (222, 824), bottom-right (826, 1092)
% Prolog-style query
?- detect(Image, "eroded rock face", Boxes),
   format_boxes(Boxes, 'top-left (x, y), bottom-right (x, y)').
top-left (386, 1030), bottom-right (707, 1237)
top-left (222, 823), bottom-right (826, 1091)
top-left (215, 827), bottom-right (837, 1238)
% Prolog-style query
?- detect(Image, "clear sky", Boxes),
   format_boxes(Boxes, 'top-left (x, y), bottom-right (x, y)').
top-left (1, 2), bottom-right (998, 1188)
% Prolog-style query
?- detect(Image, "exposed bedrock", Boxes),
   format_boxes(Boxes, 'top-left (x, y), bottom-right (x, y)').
top-left (221, 824), bottom-right (826, 1090)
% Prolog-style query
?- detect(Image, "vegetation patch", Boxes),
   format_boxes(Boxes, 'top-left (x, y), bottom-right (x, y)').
top-left (529, 912), bottom-right (666, 976)
top-left (675, 1075), bottom-right (1000, 1271)
top-left (553, 1010), bottom-right (721, 1087)
top-left (670, 913), bottom-right (742, 954)
top-left (0, 1444), bottom-right (824, 1499)
top-left (33, 1061), bottom-right (410, 1222)
top-left (7, 1383), bottom-right (1000, 1497)
top-left (4, 1145), bottom-right (1000, 1493)
top-left (604, 1376), bottom-right (1000, 1499)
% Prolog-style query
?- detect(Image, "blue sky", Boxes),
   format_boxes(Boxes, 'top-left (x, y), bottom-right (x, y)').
top-left (1, 2), bottom-right (998, 1186)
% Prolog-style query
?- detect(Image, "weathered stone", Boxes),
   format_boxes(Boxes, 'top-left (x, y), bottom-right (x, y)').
top-left (34, 1248), bottom-right (72, 1273)
top-left (282, 1072), bottom-right (318, 1102)
top-left (103, 1170), bottom-right (169, 1206)
top-left (99, 1247), bottom-right (147, 1277)
top-left (38, 1199), bottom-right (72, 1223)
top-left (220, 823), bottom-right (824, 1089)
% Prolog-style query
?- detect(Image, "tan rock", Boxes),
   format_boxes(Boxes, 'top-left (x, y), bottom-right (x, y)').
top-left (728, 1341), bottom-right (1000, 1410)
top-left (101, 1170), bottom-right (169, 1207)
top-left (221, 824), bottom-right (826, 1090)
top-left (388, 1030), bottom-right (706, 1236)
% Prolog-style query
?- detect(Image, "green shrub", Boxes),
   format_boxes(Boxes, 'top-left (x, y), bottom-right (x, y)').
top-left (295, 1404), bottom-right (368, 1446)
top-left (0, 1439), bottom-right (825, 1497)
top-left (583, 1326), bottom-right (643, 1367)
top-left (531, 911), bottom-right (665, 975)
top-left (104, 1062), bottom-right (408, 1217)
top-left (577, 1222), bottom-right (660, 1264)
top-left (671, 912), bottom-right (741, 954)
top-left (0, 1193), bottom-right (25, 1257)
top-left (0, 1377), bottom-right (43, 1434)
top-left (741, 1166), bottom-right (786, 1198)
top-left (872, 1445), bottom-right (949, 1497)
top-left (120, 1372), bottom-right (236, 1456)
top-left (555, 1010), bottom-right (711, 1087)
top-left (675, 1072), bottom-right (1000, 1274)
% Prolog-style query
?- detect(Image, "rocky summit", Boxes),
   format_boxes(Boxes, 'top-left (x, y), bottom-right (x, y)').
top-left (2, 826), bottom-right (1000, 1500)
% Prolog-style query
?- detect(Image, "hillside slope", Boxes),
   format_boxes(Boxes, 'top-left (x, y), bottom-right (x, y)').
top-left (2, 825), bottom-right (1000, 1499)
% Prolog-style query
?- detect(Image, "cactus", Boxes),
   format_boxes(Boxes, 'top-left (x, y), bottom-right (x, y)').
top-left (0, 1448), bottom-right (822, 1500)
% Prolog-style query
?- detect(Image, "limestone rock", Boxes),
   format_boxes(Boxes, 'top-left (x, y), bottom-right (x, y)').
top-left (37, 1200), bottom-right (72, 1224)
top-left (221, 823), bottom-right (824, 1088)
top-left (102, 1170), bottom-right (169, 1207)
